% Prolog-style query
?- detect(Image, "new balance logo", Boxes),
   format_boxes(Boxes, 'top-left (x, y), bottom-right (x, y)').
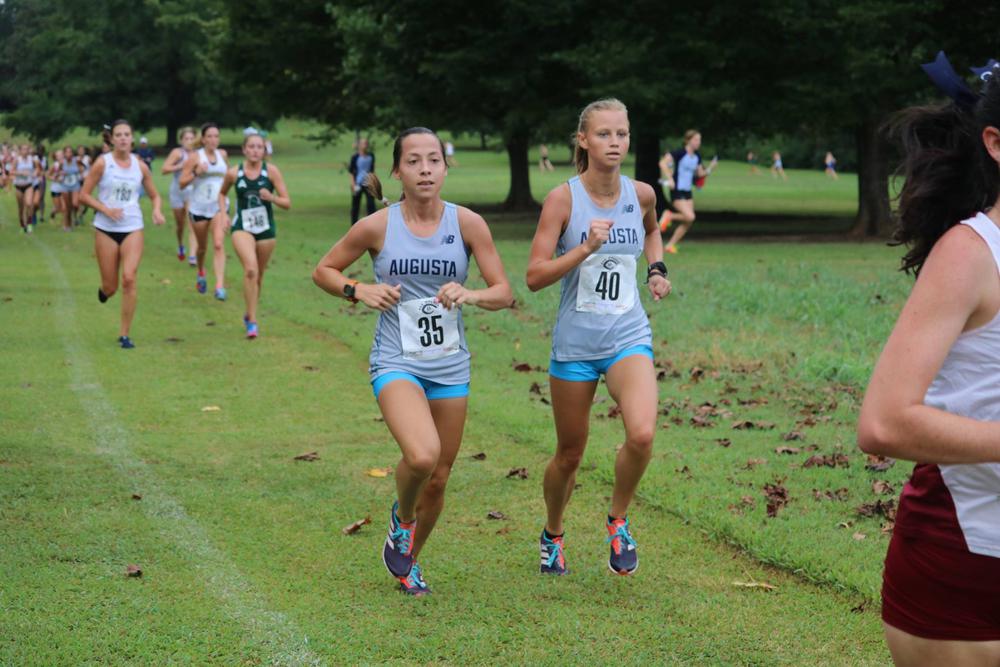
top-left (623, 204), bottom-right (634, 213)
top-left (441, 235), bottom-right (455, 245)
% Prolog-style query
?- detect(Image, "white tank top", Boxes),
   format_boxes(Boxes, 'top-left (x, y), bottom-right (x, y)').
top-left (188, 148), bottom-right (227, 217)
top-left (13, 156), bottom-right (34, 185)
top-left (93, 153), bottom-right (144, 233)
top-left (922, 212), bottom-right (1000, 557)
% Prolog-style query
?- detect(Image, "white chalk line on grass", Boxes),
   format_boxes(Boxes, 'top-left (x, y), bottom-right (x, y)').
top-left (39, 240), bottom-right (324, 667)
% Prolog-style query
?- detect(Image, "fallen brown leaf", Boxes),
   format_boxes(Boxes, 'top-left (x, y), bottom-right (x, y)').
top-left (865, 455), bottom-right (895, 472)
top-left (131, 493), bottom-right (142, 501)
top-left (856, 499), bottom-right (897, 521)
top-left (782, 431), bottom-right (805, 441)
top-left (512, 362), bottom-right (532, 372)
top-left (487, 510), bottom-right (507, 520)
top-left (763, 481), bottom-right (789, 517)
top-left (716, 438), bottom-right (732, 447)
top-left (774, 446), bottom-right (801, 455)
top-left (302, 365), bottom-right (320, 372)
top-left (812, 488), bottom-right (849, 501)
top-left (852, 532), bottom-right (867, 541)
top-left (689, 367), bottom-right (705, 382)
top-left (743, 458), bottom-right (767, 470)
top-left (201, 405), bottom-right (221, 412)
top-left (690, 415), bottom-right (715, 428)
top-left (872, 480), bottom-right (894, 495)
top-left (341, 517), bottom-right (371, 535)
top-left (470, 452), bottom-right (487, 461)
top-left (125, 564), bottom-right (142, 577)
top-left (529, 382), bottom-right (543, 395)
top-left (802, 454), bottom-right (850, 469)
top-left (732, 580), bottom-right (776, 591)
top-left (294, 451), bottom-right (320, 462)
top-left (365, 466), bottom-right (392, 477)
top-left (506, 467), bottom-right (529, 480)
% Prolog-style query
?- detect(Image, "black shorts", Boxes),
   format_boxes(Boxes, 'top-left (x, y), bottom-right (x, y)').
top-left (52, 191), bottom-right (62, 198)
top-left (15, 184), bottom-right (32, 193)
top-left (670, 189), bottom-right (693, 201)
top-left (97, 228), bottom-right (134, 245)
top-left (189, 213), bottom-right (213, 223)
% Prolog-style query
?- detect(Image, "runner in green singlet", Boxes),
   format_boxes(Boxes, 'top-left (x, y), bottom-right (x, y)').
top-left (218, 132), bottom-right (291, 339)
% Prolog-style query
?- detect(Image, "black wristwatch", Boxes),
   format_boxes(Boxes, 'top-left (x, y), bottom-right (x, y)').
top-left (646, 261), bottom-right (668, 283)
top-left (343, 280), bottom-right (359, 304)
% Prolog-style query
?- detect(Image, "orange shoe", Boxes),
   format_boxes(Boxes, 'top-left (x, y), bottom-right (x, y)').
top-left (659, 213), bottom-right (672, 233)
top-left (665, 245), bottom-right (678, 255)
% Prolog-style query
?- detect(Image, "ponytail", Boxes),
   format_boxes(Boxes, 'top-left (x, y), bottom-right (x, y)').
top-left (363, 173), bottom-right (391, 207)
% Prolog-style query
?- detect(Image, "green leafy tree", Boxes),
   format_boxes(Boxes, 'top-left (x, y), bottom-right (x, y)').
top-left (0, 0), bottom-right (270, 145)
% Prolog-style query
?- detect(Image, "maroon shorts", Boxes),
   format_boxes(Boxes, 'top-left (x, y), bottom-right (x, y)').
top-left (882, 531), bottom-right (1000, 640)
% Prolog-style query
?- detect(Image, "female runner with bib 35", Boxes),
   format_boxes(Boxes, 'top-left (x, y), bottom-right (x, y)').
top-left (219, 132), bottom-right (291, 339)
top-left (313, 127), bottom-right (513, 596)
top-left (527, 98), bottom-right (671, 576)
top-left (79, 119), bottom-right (166, 348)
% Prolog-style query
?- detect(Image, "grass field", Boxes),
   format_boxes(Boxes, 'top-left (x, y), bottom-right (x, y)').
top-left (1, 121), bottom-right (903, 665)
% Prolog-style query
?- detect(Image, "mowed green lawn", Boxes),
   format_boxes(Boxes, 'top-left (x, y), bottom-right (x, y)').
top-left (1, 122), bottom-right (902, 665)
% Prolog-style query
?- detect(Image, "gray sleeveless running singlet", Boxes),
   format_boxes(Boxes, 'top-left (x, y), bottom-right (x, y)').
top-left (550, 175), bottom-right (652, 361)
top-left (369, 202), bottom-right (472, 384)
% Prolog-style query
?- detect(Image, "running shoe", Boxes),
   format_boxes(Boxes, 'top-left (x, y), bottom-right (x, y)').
top-left (177, 245), bottom-right (186, 261)
top-left (243, 313), bottom-right (250, 326)
top-left (606, 516), bottom-right (638, 575)
top-left (659, 214), bottom-right (672, 233)
top-left (382, 500), bottom-right (416, 577)
top-left (246, 321), bottom-right (258, 339)
top-left (397, 560), bottom-right (431, 596)
top-left (118, 336), bottom-right (135, 349)
top-left (665, 245), bottom-right (678, 255)
top-left (188, 255), bottom-right (197, 266)
top-left (98, 288), bottom-right (109, 303)
top-left (539, 529), bottom-right (567, 575)
top-left (214, 287), bottom-right (227, 301)
top-left (26, 224), bottom-right (33, 234)
top-left (196, 272), bottom-right (207, 294)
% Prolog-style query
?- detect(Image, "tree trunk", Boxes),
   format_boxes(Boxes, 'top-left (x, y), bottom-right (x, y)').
top-left (502, 129), bottom-right (536, 210)
top-left (634, 131), bottom-right (667, 216)
top-left (849, 117), bottom-right (892, 237)
top-left (480, 131), bottom-right (487, 150)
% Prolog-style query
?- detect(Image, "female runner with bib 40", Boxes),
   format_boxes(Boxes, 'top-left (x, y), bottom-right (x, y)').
top-left (527, 99), bottom-right (671, 576)
top-left (219, 132), bottom-right (291, 338)
top-left (79, 119), bottom-right (166, 349)
top-left (313, 127), bottom-right (513, 596)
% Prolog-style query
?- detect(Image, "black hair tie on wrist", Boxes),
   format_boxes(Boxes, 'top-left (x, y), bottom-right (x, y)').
top-left (646, 261), bottom-right (668, 283)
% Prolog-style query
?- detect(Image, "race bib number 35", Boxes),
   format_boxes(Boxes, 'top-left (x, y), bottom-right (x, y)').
top-left (240, 206), bottom-right (270, 234)
top-left (576, 254), bottom-right (637, 314)
top-left (398, 297), bottom-right (461, 360)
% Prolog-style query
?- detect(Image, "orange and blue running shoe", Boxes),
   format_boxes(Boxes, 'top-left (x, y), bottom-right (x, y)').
top-left (397, 560), bottom-right (431, 596)
top-left (539, 529), bottom-right (567, 575)
top-left (606, 516), bottom-right (638, 575)
top-left (382, 500), bottom-right (416, 577)
top-left (659, 213), bottom-right (672, 233)
top-left (196, 271), bottom-right (207, 294)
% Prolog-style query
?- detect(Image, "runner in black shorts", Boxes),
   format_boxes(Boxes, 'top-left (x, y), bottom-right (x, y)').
top-left (218, 132), bottom-right (291, 338)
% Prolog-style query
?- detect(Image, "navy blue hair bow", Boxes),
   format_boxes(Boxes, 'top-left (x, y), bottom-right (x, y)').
top-left (921, 51), bottom-right (999, 109)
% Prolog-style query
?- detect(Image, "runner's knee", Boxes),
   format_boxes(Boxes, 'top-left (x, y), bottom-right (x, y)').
top-left (403, 449), bottom-right (438, 477)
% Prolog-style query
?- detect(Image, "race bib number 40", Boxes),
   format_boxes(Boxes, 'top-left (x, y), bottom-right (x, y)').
top-left (576, 254), bottom-right (637, 314)
top-left (240, 206), bottom-right (270, 234)
top-left (398, 297), bottom-right (461, 360)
